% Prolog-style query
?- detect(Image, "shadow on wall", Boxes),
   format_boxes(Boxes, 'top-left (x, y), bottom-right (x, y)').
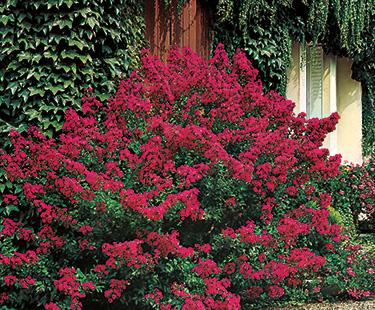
top-left (337, 57), bottom-right (362, 164)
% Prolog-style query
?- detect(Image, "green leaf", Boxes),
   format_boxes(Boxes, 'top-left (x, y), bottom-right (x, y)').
top-left (25, 108), bottom-right (41, 119)
top-left (71, 63), bottom-right (77, 74)
top-left (43, 51), bottom-right (58, 62)
top-left (29, 88), bottom-right (46, 97)
top-left (63, 79), bottom-right (74, 89)
top-left (78, 54), bottom-right (92, 64)
top-left (48, 84), bottom-right (65, 95)
top-left (76, 268), bottom-right (85, 278)
top-left (26, 71), bottom-right (35, 80)
top-left (20, 90), bottom-right (29, 102)
top-left (60, 64), bottom-right (71, 73)
top-left (39, 104), bottom-right (55, 112)
top-left (55, 19), bottom-right (73, 30)
top-left (66, 0), bottom-right (74, 8)
top-left (1, 15), bottom-right (11, 26)
top-left (6, 82), bottom-right (18, 95)
top-left (68, 39), bottom-right (85, 51)
top-left (5, 205), bottom-right (19, 215)
top-left (18, 52), bottom-right (32, 62)
top-left (86, 17), bottom-right (98, 29)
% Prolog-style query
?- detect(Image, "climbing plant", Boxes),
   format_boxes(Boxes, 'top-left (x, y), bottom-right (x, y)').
top-left (0, 0), bottom-right (145, 143)
top-left (213, 0), bottom-right (374, 156)
top-left (214, 0), bottom-right (295, 94)
top-left (351, 8), bottom-right (375, 158)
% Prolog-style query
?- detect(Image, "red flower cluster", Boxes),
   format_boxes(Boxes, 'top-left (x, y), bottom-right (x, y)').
top-left (104, 279), bottom-right (129, 303)
top-left (53, 267), bottom-right (85, 310)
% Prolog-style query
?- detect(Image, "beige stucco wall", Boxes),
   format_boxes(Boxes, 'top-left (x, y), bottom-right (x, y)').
top-left (286, 43), bottom-right (362, 163)
top-left (336, 58), bottom-right (362, 164)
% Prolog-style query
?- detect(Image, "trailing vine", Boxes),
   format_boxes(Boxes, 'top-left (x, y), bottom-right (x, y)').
top-left (213, 0), bottom-right (374, 156)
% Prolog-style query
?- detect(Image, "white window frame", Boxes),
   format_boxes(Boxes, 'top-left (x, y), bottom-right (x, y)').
top-left (299, 44), bottom-right (337, 154)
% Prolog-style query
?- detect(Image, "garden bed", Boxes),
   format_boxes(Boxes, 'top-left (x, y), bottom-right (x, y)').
top-left (272, 299), bottom-right (375, 310)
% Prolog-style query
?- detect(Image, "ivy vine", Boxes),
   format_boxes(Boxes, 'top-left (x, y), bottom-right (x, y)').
top-left (0, 0), bottom-right (145, 143)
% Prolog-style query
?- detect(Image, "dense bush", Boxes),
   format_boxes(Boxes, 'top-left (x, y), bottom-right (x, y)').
top-left (315, 161), bottom-right (375, 234)
top-left (0, 45), bottom-right (373, 309)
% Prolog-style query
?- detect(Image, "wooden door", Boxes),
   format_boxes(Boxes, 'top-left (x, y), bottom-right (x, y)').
top-left (144, 0), bottom-right (212, 59)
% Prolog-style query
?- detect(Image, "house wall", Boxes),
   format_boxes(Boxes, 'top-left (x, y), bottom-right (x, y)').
top-left (286, 43), bottom-right (362, 164)
top-left (144, 0), bottom-right (212, 59)
top-left (336, 58), bottom-right (362, 164)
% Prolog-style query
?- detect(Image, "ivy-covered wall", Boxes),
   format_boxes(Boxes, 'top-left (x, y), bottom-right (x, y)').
top-left (0, 0), bottom-right (145, 143)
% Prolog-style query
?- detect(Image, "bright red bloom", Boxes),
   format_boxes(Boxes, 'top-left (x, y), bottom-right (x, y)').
top-left (44, 302), bottom-right (61, 310)
top-left (268, 285), bottom-right (284, 298)
top-left (4, 275), bottom-right (17, 286)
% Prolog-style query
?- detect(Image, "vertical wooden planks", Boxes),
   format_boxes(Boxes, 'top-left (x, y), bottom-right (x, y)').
top-left (144, 0), bottom-right (156, 54)
top-left (202, 1), bottom-right (212, 58)
top-left (196, 0), bottom-right (209, 58)
top-left (190, 0), bottom-right (197, 53)
top-left (171, 0), bottom-right (180, 49)
top-left (144, 0), bottom-right (211, 58)
top-left (182, 1), bottom-right (189, 49)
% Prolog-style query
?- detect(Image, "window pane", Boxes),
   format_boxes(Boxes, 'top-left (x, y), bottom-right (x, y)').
top-left (307, 47), bottom-right (323, 118)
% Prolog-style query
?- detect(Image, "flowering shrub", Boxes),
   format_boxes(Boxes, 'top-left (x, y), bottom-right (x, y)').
top-left (316, 161), bottom-right (375, 233)
top-left (0, 45), bottom-right (373, 309)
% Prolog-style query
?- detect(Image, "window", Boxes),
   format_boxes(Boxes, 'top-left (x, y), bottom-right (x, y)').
top-left (306, 46), bottom-right (323, 118)
top-left (287, 42), bottom-right (363, 163)
top-left (298, 44), bottom-right (337, 153)
top-left (299, 45), bottom-right (332, 119)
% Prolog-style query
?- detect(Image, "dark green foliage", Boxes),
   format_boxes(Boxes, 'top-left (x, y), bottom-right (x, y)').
top-left (0, 0), bottom-right (145, 142)
top-left (361, 81), bottom-right (375, 158)
top-left (316, 161), bottom-right (375, 234)
top-left (213, 0), bottom-right (294, 94)
top-left (351, 8), bottom-right (375, 158)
